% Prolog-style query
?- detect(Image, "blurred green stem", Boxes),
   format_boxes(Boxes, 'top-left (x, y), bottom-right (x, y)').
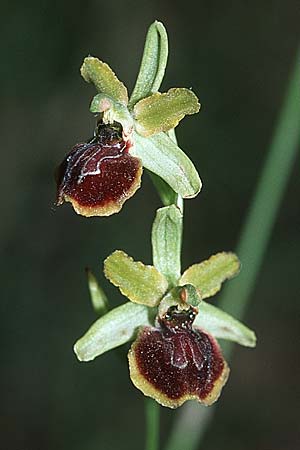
top-left (164, 47), bottom-right (300, 450)
top-left (145, 399), bottom-right (160, 450)
top-left (219, 46), bottom-right (300, 329)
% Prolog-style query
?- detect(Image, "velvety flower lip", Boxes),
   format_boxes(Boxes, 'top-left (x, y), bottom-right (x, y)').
top-left (56, 122), bottom-right (142, 217)
top-left (128, 305), bottom-right (229, 409)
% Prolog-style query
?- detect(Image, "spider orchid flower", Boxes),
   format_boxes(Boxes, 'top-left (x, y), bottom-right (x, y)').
top-left (74, 206), bottom-right (256, 408)
top-left (56, 54), bottom-right (201, 217)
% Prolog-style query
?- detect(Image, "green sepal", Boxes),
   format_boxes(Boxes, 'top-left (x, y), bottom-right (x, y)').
top-left (104, 250), bottom-right (168, 306)
top-left (180, 252), bottom-right (240, 299)
top-left (132, 131), bottom-right (202, 198)
top-left (128, 21), bottom-right (168, 108)
top-left (74, 302), bottom-right (152, 361)
top-left (90, 94), bottom-right (134, 135)
top-left (81, 57), bottom-right (128, 105)
top-left (86, 268), bottom-right (109, 316)
top-left (195, 301), bottom-right (256, 348)
top-left (134, 88), bottom-right (200, 137)
top-left (152, 205), bottom-right (182, 286)
top-left (148, 129), bottom-right (182, 207)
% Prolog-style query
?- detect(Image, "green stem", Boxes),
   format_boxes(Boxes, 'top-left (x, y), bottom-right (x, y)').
top-left (132, 21), bottom-right (168, 450)
top-left (164, 47), bottom-right (300, 450)
top-left (148, 172), bottom-right (181, 208)
top-left (145, 399), bottom-right (160, 450)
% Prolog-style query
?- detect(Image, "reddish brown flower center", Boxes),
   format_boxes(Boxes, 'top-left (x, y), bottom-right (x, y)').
top-left (129, 306), bottom-right (228, 407)
top-left (56, 123), bottom-right (142, 216)
top-left (158, 307), bottom-right (204, 370)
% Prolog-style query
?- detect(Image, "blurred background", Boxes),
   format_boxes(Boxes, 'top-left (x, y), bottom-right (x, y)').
top-left (1, 1), bottom-right (299, 449)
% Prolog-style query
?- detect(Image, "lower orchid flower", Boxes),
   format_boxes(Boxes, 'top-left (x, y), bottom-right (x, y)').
top-left (129, 304), bottom-right (229, 408)
top-left (74, 205), bottom-right (256, 408)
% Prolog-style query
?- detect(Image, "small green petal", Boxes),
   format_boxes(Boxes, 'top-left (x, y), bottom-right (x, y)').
top-left (181, 284), bottom-right (202, 306)
top-left (86, 268), bottom-right (109, 316)
top-left (152, 205), bottom-right (182, 286)
top-left (74, 302), bottom-right (151, 361)
top-left (81, 56), bottom-right (128, 105)
top-left (180, 252), bottom-right (240, 298)
top-left (195, 301), bottom-right (256, 348)
top-left (134, 88), bottom-right (200, 137)
top-left (132, 131), bottom-right (202, 198)
top-left (104, 250), bottom-right (168, 306)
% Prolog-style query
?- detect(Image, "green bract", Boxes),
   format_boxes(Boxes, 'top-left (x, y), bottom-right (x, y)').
top-left (86, 268), bottom-right (109, 316)
top-left (152, 205), bottom-right (182, 286)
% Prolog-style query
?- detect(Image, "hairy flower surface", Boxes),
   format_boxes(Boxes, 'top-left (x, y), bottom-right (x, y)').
top-left (129, 306), bottom-right (229, 408)
top-left (56, 123), bottom-right (142, 216)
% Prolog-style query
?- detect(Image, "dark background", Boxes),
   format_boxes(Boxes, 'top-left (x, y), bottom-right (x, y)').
top-left (1, 1), bottom-right (299, 449)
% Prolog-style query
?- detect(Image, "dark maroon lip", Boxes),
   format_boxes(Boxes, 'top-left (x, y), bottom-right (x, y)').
top-left (55, 122), bottom-right (142, 215)
top-left (130, 306), bottom-right (228, 406)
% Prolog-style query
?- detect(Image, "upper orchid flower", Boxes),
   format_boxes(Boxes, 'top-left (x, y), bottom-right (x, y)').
top-left (56, 22), bottom-right (201, 217)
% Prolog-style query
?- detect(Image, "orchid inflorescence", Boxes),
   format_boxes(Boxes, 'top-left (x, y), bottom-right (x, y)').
top-left (56, 21), bottom-right (256, 409)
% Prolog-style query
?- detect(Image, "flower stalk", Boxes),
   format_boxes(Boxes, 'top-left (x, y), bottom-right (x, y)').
top-left (145, 399), bottom-right (160, 450)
